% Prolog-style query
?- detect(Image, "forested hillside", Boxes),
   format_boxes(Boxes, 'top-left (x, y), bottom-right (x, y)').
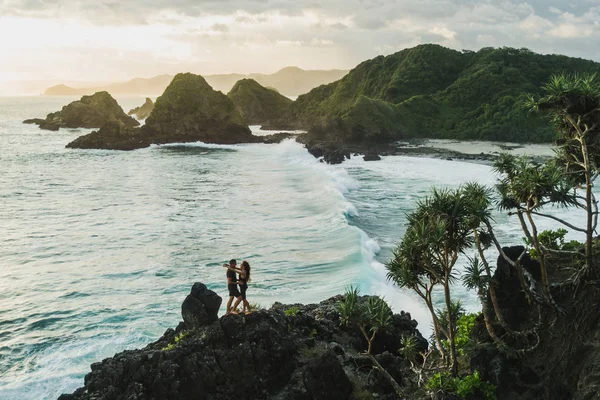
top-left (281, 44), bottom-right (600, 144)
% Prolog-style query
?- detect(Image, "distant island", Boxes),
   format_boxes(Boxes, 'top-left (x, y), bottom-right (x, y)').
top-left (43, 67), bottom-right (349, 97)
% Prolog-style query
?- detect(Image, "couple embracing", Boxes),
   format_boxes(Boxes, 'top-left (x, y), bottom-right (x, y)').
top-left (223, 259), bottom-right (252, 315)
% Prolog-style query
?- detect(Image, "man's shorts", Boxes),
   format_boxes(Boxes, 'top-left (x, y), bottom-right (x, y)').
top-left (228, 284), bottom-right (241, 297)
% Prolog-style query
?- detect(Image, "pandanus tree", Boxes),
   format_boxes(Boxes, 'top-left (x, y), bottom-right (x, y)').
top-left (386, 187), bottom-right (475, 377)
top-left (526, 73), bottom-right (600, 275)
top-left (494, 155), bottom-right (580, 299)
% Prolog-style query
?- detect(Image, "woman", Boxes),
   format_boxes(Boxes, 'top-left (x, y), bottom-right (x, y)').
top-left (225, 261), bottom-right (252, 314)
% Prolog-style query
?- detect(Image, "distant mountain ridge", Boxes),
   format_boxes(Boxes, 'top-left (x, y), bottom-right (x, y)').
top-left (44, 68), bottom-right (349, 97)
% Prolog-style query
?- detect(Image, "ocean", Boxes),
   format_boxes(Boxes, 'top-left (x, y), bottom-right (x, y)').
top-left (0, 96), bottom-right (583, 399)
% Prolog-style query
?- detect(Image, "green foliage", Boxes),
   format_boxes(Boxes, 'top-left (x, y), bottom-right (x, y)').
top-left (308, 328), bottom-right (317, 338)
top-left (454, 313), bottom-right (478, 356)
top-left (283, 45), bottom-right (600, 143)
top-left (162, 331), bottom-right (189, 351)
top-left (284, 306), bottom-right (300, 317)
top-left (398, 335), bottom-right (420, 361)
top-left (426, 371), bottom-right (496, 400)
top-left (337, 287), bottom-right (393, 352)
top-left (494, 154), bottom-right (578, 212)
top-left (436, 300), bottom-right (466, 338)
top-left (523, 228), bottom-right (582, 258)
top-left (248, 302), bottom-right (264, 311)
top-left (339, 286), bottom-right (361, 327)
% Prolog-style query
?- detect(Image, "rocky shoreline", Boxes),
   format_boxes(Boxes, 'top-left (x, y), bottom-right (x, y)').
top-left (58, 283), bottom-right (427, 400)
top-left (55, 247), bottom-right (600, 400)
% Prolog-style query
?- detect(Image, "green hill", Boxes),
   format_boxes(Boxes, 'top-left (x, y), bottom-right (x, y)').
top-left (280, 44), bottom-right (600, 145)
top-left (227, 79), bottom-right (293, 125)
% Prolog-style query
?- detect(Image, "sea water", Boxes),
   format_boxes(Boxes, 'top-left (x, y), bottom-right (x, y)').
top-left (0, 96), bottom-right (582, 399)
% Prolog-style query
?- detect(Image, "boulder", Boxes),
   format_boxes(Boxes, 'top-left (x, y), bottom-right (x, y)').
top-left (24, 91), bottom-right (139, 131)
top-left (363, 152), bottom-right (381, 161)
top-left (181, 283), bottom-right (222, 328)
top-left (128, 97), bottom-right (154, 120)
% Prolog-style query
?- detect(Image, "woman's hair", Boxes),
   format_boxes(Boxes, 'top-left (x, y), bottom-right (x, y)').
top-left (241, 261), bottom-right (251, 282)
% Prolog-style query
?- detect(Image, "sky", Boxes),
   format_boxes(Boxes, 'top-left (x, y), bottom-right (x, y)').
top-left (1, 0), bottom-right (600, 90)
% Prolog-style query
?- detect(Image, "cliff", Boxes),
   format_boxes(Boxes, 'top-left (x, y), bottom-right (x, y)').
top-left (58, 283), bottom-right (427, 400)
top-left (23, 91), bottom-right (139, 131)
top-left (469, 246), bottom-right (600, 400)
top-left (227, 79), bottom-right (293, 125)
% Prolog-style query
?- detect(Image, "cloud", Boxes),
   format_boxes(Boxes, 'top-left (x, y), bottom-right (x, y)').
top-left (2, 0), bottom-right (600, 86)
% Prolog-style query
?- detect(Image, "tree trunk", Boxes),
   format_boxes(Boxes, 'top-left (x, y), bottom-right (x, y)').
top-left (367, 353), bottom-right (405, 398)
top-left (443, 280), bottom-right (458, 376)
top-left (426, 296), bottom-right (447, 360)
top-left (525, 211), bottom-right (551, 299)
top-left (580, 137), bottom-right (594, 273)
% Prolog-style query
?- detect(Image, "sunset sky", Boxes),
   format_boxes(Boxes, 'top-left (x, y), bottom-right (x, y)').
top-left (1, 0), bottom-right (599, 92)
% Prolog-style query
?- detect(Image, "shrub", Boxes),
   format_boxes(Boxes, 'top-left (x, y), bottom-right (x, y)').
top-left (285, 306), bottom-right (300, 316)
top-left (162, 331), bottom-right (189, 351)
top-left (425, 371), bottom-right (496, 400)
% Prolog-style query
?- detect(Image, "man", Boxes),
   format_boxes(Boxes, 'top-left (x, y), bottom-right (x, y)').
top-left (225, 259), bottom-right (242, 315)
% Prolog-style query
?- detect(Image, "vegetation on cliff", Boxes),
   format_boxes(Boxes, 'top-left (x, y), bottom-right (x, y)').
top-left (384, 73), bottom-right (600, 399)
top-left (280, 45), bottom-right (600, 146)
top-left (227, 79), bottom-right (292, 125)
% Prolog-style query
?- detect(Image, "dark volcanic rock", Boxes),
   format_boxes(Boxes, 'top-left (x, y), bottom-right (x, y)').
top-left (24, 91), bottom-right (139, 131)
top-left (59, 286), bottom-right (426, 400)
top-left (127, 97), bottom-right (154, 120)
top-left (181, 282), bottom-right (222, 329)
top-left (68, 73), bottom-right (261, 150)
top-left (261, 132), bottom-right (297, 144)
top-left (363, 152), bottom-right (381, 161)
top-left (469, 245), bottom-right (600, 400)
top-left (227, 78), bottom-right (293, 125)
top-left (65, 121), bottom-right (151, 150)
top-left (23, 118), bottom-right (46, 125)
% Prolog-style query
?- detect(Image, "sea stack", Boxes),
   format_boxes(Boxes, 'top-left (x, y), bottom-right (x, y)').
top-left (127, 98), bottom-right (154, 120)
top-left (66, 73), bottom-right (260, 150)
top-left (23, 91), bottom-right (139, 131)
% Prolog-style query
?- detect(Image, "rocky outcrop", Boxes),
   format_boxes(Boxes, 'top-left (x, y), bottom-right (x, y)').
top-left (127, 98), bottom-right (154, 120)
top-left (469, 246), bottom-right (600, 400)
top-left (227, 79), bottom-right (293, 125)
top-left (58, 283), bottom-right (427, 400)
top-left (66, 74), bottom-right (261, 150)
top-left (65, 121), bottom-right (150, 151)
top-left (24, 91), bottom-right (139, 131)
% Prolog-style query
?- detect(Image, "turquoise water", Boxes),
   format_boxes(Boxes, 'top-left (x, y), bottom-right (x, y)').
top-left (0, 96), bottom-right (584, 399)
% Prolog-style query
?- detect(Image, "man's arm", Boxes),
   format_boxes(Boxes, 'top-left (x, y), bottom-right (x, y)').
top-left (223, 264), bottom-right (243, 273)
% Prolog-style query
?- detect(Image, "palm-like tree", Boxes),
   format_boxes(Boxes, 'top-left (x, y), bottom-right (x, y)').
top-left (526, 73), bottom-right (600, 274)
top-left (387, 186), bottom-right (475, 377)
top-left (494, 154), bottom-right (583, 299)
